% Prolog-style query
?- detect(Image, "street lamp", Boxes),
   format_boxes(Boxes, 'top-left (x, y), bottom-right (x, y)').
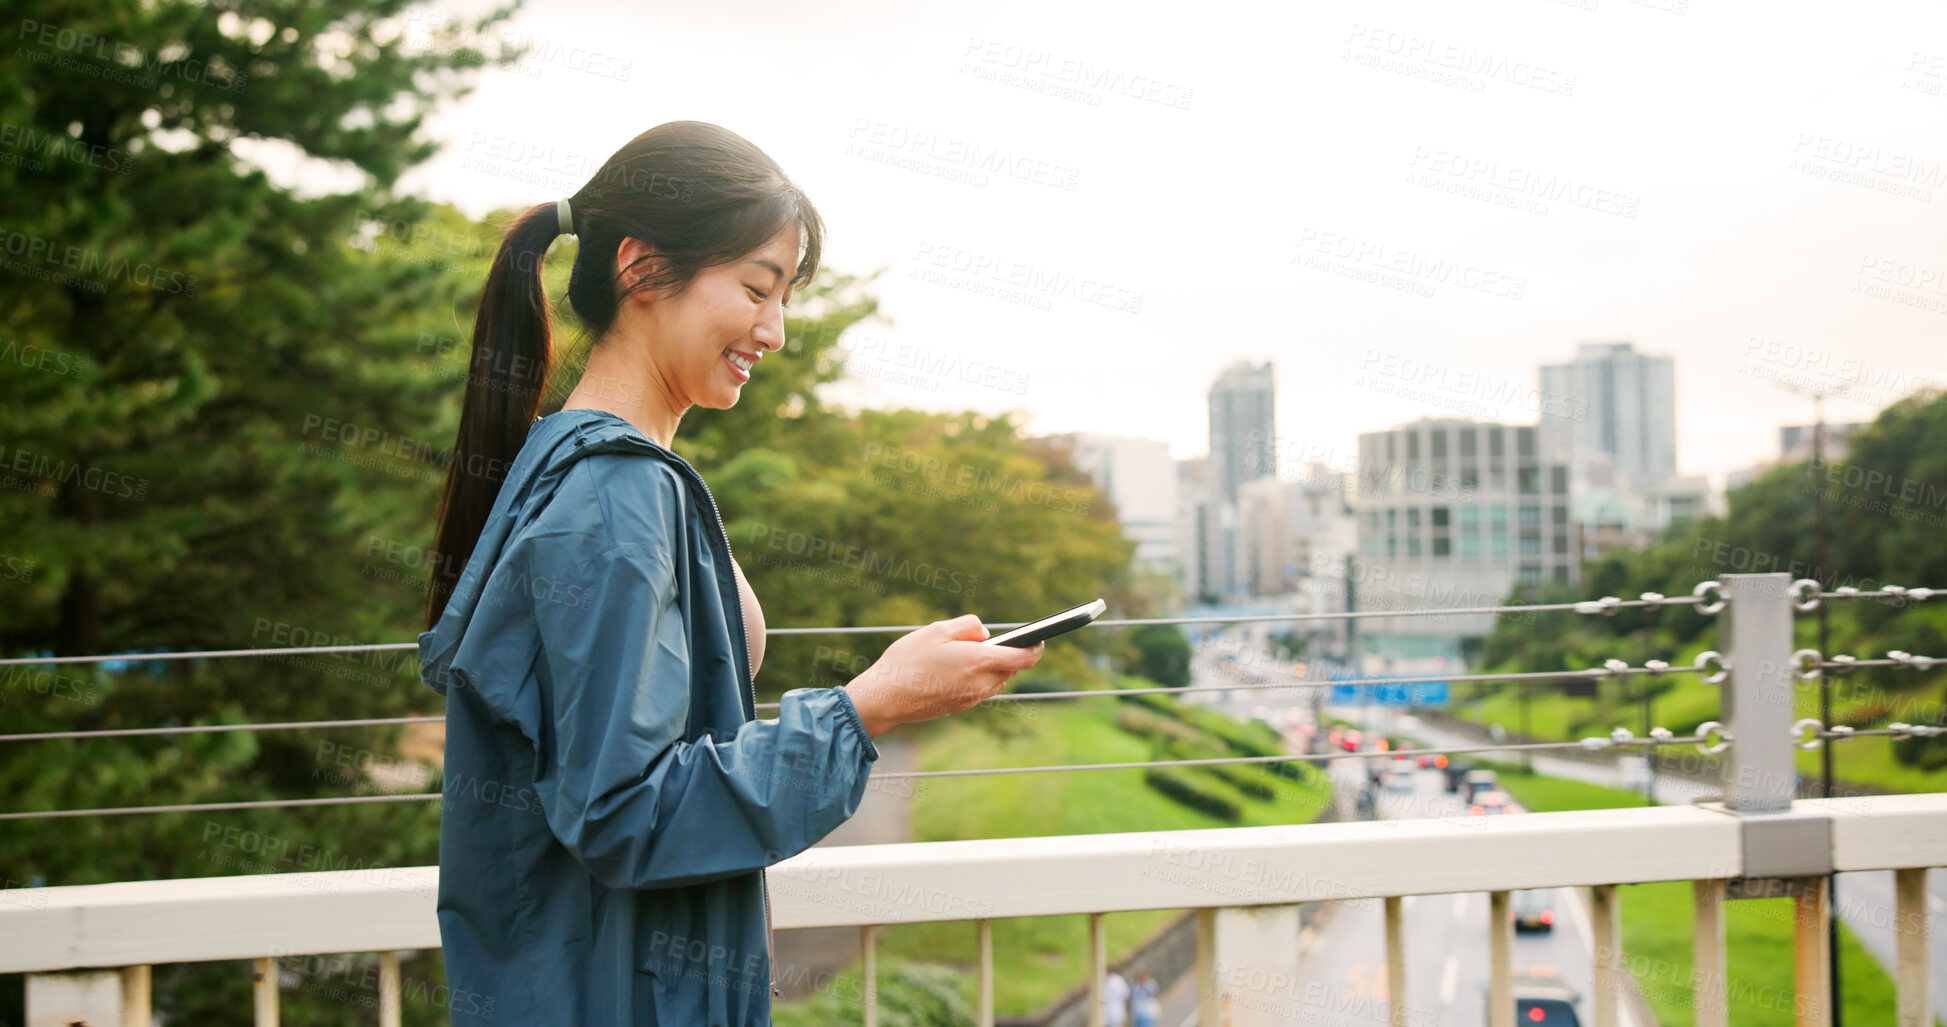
top-left (1771, 376), bottom-right (1868, 1027)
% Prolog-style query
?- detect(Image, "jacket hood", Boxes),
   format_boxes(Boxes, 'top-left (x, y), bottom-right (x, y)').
top-left (417, 410), bottom-right (691, 697)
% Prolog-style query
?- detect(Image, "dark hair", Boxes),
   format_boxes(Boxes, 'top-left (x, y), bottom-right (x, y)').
top-left (424, 121), bottom-right (824, 629)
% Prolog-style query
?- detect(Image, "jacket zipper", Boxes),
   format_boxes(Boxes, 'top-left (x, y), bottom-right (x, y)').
top-left (685, 466), bottom-right (779, 1001)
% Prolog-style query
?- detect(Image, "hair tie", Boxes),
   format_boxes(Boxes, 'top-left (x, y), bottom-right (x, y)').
top-left (556, 198), bottom-right (574, 237)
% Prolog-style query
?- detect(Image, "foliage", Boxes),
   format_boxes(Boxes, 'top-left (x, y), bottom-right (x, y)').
top-left (1142, 765), bottom-right (1241, 821)
top-left (1470, 388), bottom-right (1947, 775)
top-left (773, 961), bottom-right (972, 1027)
top-left (0, 0), bottom-right (532, 1019)
top-left (1130, 623), bottom-right (1191, 687)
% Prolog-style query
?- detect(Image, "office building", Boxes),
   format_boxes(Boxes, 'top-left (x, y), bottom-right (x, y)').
top-left (1351, 417), bottom-right (1578, 670)
top-left (1052, 432), bottom-right (1179, 571)
top-left (1539, 341), bottom-right (1676, 494)
top-left (1207, 360), bottom-right (1276, 506)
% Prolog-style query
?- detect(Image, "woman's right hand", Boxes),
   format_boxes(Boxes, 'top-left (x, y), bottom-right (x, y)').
top-left (843, 614), bottom-right (1045, 738)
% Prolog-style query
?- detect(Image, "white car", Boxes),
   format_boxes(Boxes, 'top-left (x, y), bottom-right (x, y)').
top-left (1616, 755), bottom-right (1653, 792)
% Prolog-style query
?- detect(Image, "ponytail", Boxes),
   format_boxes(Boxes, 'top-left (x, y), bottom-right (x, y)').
top-left (424, 204), bottom-right (566, 629)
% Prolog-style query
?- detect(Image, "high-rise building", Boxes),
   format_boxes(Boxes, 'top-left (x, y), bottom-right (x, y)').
top-left (1538, 340), bottom-right (1711, 540)
top-left (1207, 361), bottom-right (1276, 505)
top-left (1239, 477), bottom-right (1294, 597)
top-left (1235, 466), bottom-right (1358, 602)
top-left (1539, 341), bottom-right (1676, 494)
top-left (1176, 457), bottom-right (1213, 604)
top-left (1052, 433), bottom-right (1178, 571)
top-left (1350, 417), bottom-right (1578, 670)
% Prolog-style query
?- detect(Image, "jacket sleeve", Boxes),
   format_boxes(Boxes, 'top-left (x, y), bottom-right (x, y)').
top-left (514, 499), bottom-right (880, 892)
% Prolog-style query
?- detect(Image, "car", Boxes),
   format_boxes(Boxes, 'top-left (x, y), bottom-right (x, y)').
top-left (1616, 754), bottom-right (1653, 792)
top-left (1510, 888), bottom-right (1556, 932)
top-left (1385, 769), bottom-right (1414, 793)
top-left (1462, 768), bottom-right (1499, 802)
top-left (1468, 789), bottom-right (1515, 816)
top-left (1495, 968), bottom-right (1582, 1025)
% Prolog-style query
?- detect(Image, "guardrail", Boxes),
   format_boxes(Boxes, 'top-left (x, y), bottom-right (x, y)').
top-left (3, 573), bottom-right (1943, 1026)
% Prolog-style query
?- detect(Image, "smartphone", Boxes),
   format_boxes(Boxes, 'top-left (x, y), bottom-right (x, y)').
top-left (983, 598), bottom-right (1107, 647)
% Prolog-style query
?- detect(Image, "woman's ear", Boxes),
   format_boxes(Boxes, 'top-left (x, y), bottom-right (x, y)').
top-left (614, 237), bottom-right (666, 299)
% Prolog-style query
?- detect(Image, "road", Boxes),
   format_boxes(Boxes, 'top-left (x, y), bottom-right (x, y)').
top-left (1278, 755), bottom-right (1641, 1027)
top-left (1352, 706), bottom-right (1947, 1027)
top-left (1174, 628), bottom-right (1947, 1024)
top-left (1142, 647), bottom-right (1634, 1025)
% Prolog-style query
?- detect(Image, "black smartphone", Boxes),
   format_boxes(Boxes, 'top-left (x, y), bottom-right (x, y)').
top-left (983, 598), bottom-right (1107, 647)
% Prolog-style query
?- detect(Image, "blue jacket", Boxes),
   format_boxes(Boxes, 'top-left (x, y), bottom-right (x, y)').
top-left (418, 408), bottom-right (881, 1025)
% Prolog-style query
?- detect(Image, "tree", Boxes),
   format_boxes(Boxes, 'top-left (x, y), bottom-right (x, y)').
top-left (0, 1), bottom-right (524, 1020)
top-left (1131, 624), bottom-right (1192, 688)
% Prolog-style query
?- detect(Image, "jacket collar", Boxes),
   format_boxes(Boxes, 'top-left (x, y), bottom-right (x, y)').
top-left (418, 409), bottom-right (704, 696)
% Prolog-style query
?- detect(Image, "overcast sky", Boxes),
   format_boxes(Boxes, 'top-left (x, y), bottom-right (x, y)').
top-left (344, 0), bottom-right (1946, 490)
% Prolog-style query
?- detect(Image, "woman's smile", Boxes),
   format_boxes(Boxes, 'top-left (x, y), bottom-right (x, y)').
top-left (724, 348), bottom-right (759, 383)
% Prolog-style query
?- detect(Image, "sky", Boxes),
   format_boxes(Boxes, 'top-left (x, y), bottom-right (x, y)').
top-left (277, 0), bottom-right (1947, 491)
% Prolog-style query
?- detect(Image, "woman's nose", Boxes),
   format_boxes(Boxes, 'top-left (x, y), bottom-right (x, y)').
top-left (752, 308), bottom-right (786, 352)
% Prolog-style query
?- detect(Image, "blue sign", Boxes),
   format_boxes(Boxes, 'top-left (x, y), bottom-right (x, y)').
top-left (1329, 677), bottom-right (1449, 707)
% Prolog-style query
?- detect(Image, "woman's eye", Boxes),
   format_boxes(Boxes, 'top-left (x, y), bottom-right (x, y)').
top-left (747, 286), bottom-right (768, 302)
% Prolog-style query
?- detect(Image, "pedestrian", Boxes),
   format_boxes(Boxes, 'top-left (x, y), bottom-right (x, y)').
top-left (1103, 969), bottom-right (1131, 1026)
top-left (417, 120), bottom-right (1047, 1025)
top-left (1131, 971), bottom-right (1162, 1027)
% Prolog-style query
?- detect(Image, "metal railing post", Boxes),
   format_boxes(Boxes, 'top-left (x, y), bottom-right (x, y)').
top-left (1384, 895), bottom-right (1407, 1027)
top-left (1488, 890), bottom-right (1513, 1027)
top-left (1722, 573), bottom-right (1796, 812)
top-left (1720, 572), bottom-right (1835, 1027)
top-left (1694, 879), bottom-right (1728, 1027)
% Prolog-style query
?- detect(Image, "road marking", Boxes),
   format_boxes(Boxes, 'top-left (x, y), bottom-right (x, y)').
top-left (1562, 889), bottom-right (1639, 1027)
top-left (1440, 954), bottom-right (1458, 1004)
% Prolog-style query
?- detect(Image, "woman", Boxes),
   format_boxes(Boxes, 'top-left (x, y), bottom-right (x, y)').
top-left (416, 121), bottom-right (1045, 1025)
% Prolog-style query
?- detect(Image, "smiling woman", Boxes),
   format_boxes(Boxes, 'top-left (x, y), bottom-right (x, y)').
top-left (426, 120), bottom-right (825, 618)
top-left (415, 120), bottom-right (1045, 1026)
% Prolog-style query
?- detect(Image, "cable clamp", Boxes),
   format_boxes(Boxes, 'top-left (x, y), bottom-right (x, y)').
top-left (1694, 721), bottom-right (1731, 755)
top-left (1789, 579), bottom-right (1822, 612)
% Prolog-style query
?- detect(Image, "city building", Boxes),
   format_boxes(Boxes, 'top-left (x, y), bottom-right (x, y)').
top-left (1539, 340), bottom-right (1712, 543)
top-left (1539, 340), bottom-right (1676, 494)
top-left (1050, 432), bottom-right (1179, 571)
top-left (1176, 457), bottom-right (1215, 604)
top-left (1351, 417), bottom-right (1578, 671)
top-left (1207, 360), bottom-right (1276, 506)
top-left (1175, 361), bottom-right (1279, 603)
top-left (1288, 464), bottom-right (1360, 671)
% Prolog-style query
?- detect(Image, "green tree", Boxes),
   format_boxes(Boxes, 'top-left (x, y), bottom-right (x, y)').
top-left (2, 5), bottom-right (1158, 1023)
top-left (1472, 387), bottom-right (1947, 759)
top-left (0, 1), bottom-right (524, 1020)
top-left (1131, 624), bottom-right (1191, 687)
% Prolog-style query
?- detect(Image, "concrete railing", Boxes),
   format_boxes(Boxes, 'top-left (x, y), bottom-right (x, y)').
top-left (4, 793), bottom-right (1943, 1026)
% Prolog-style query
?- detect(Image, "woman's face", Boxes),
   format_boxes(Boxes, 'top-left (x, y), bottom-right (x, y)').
top-left (617, 224), bottom-right (800, 411)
